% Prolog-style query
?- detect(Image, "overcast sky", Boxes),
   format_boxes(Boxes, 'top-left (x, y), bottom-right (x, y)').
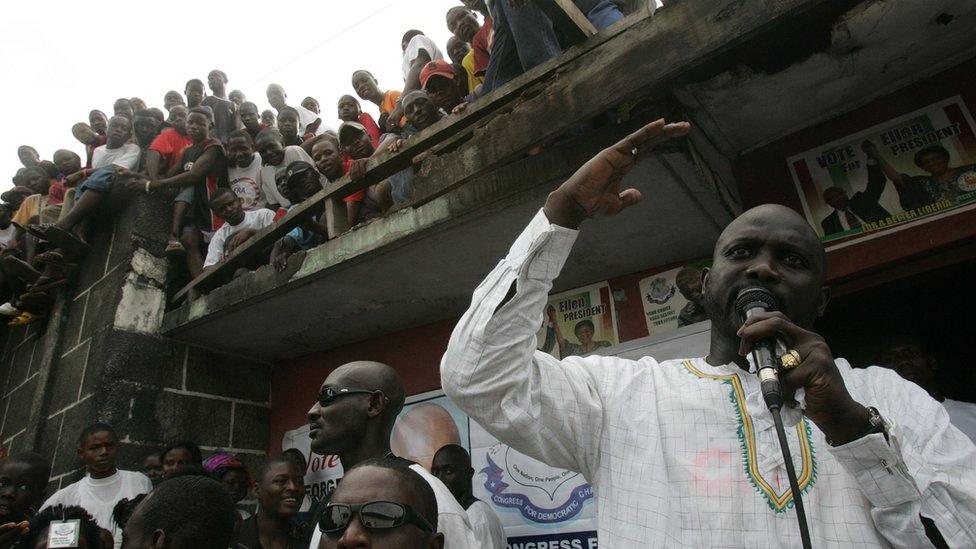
top-left (0, 0), bottom-right (463, 192)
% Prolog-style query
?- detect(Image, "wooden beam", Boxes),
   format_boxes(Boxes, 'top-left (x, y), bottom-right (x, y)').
top-left (536, 0), bottom-right (598, 45)
top-left (410, 0), bottom-right (830, 206)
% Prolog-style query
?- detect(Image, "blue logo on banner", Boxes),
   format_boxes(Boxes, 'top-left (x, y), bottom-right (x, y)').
top-left (482, 455), bottom-right (594, 524)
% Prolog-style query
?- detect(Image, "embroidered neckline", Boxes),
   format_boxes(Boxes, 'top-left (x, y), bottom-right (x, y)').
top-left (681, 360), bottom-right (818, 512)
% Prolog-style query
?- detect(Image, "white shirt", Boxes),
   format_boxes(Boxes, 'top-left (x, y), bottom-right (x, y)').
top-left (203, 208), bottom-right (277, 267)
top-left (467, 499), bottom-right (506, 549)
top-left (308, 463), bottom-right (479, 549)
top-left (441, 209), bottom-right (976, 548)
top-left (295, 104), bottom-right (333, 137)
top-left (402, 35), bottom-right (444, 81)
top-left (229, 152), bottom-right (266, 211)
top-left (260, 146), bottom-right (315, 208)
top-left (92, 143), bottom-right (141, 170)
top-left (944, 398), bottom-right (976, 444)
top-left (42, 470), bottom-right (152, 548)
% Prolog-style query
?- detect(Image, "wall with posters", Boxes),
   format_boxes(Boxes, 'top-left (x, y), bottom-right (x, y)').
top-left (733, 57), bottom-right (976, 285)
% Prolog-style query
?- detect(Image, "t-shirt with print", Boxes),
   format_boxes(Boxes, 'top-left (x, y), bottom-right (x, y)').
top-left (92, 143), bottom-right (141, 171)
top-left (402, 35), bottom-right (444, 81)
top-left (148, 128), bottom-right (193, 174)
top-left (42, 470), bottom-right (152, 549)
top-left (202, 95), bottom-right (238, 142)
top-left (179, 138), bottom-right (228, 232)
top-left (229, 152), bottom-right (266, 211)
top-left (260, 146), bottom-right (314, 208)
top-left (204, 208), bottom-right (277, 267)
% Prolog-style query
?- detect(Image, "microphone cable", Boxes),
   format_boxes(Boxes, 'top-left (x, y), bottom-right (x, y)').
top-left (759, 365), bottom-right (813, 549)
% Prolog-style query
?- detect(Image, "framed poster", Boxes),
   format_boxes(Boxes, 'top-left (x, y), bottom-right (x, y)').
top-left (788, 96), bottom-right (976, 243)
top-left (638, 260), bottom-right (711, 337)
top-left (537, 281), bottom-right (619, 359)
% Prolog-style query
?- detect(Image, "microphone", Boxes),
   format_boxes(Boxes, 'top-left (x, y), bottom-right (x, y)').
top-left (734, 287), bottom-right (783, 410)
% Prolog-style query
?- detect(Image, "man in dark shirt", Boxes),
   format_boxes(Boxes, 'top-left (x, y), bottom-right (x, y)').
top-left (819, 179), bottom-right (890, 236)
top-left (240, 102), bottom-right (266, 141)
top-left (203, 69), bottom-right (240, 142)
top-left (237, 455), bottom-right (311, 549)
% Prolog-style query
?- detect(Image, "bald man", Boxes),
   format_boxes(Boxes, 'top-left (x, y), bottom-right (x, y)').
top-left (319, 458), bottom-right (443, 549)
top-left (306, 361), bottom-right (478, 549)
top-left (441, 119), bottom-right (976, 547)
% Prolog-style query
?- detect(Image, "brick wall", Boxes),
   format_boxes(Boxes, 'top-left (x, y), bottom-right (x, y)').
top-left (0, 190), bottom-right (272, 494)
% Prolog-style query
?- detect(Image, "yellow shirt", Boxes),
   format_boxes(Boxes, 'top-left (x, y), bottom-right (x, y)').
top-left (12, 194), bottom-right (48, 228)
top-left (462, 50), bottom-right (483, 94)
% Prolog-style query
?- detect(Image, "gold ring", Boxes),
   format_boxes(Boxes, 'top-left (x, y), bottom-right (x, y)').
top-left (780, 349), bottom-right (802, 369)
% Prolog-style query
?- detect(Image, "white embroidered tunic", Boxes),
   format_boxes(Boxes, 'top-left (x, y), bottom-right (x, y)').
top-left (441, 209), bottom-right (976, 548)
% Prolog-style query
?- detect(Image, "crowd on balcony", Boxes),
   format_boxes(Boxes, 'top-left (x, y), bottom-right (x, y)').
top-left (0, 0), bottom-right (634, 324)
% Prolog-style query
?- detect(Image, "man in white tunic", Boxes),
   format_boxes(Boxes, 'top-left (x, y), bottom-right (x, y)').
top-left (441, 119), bottom-right (976, 547)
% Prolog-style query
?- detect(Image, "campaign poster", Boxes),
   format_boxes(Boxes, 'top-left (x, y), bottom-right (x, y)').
top-left (281, 424), bottom-right (344, 503)
top-left (788, 95), bottom-right (976, 243)
top-left (537, 281), bottom-right (619, 359)
top-left (393, 391), bottom-right (598, 548)
top-left (639, 260), bottom-right (711, 336)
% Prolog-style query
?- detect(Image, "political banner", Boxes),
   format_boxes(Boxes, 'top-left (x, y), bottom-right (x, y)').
top-left (789, 95), bottom-right (976, 243)
top-left (281, 424), bottom-right (344, 503)
top-left (639, 260), bottom-right (711, 337)
top-left (393, 391), bottom-right (598, 547)
top-left (537, 281), bottom-right (619, 359)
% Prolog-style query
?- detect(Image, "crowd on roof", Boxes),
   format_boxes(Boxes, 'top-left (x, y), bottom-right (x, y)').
top-left (0, 0), bottom-right (633, 323)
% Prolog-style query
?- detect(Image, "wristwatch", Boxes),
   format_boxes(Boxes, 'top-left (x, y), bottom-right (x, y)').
top-left (826, 406), bottom-right (888, 446)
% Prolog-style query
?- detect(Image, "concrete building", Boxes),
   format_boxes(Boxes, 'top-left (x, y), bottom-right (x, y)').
top-left (1, 0), bottom-right (974, 519)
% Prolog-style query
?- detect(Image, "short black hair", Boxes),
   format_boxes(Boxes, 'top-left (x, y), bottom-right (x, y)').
top-left (114, 98), bottom-right (133, 108)
top-left (133, 108), bottom-right (155, 120)
top-left (402, 29), bottom-right (424, 44)
top-left (240, 101), bottom-right (259, 113)
top-left (17, 145), bottom-right (37, 156)
top-left (914, 145), bottom-right (950, 166)
top-left (280, 448), bottom-right (307, 472)
top-left (5, 451), bottom-right (52, 493)
top-left (161, 441), bottom-right (203, 465)
top-left (185, 78), bottom-right (205, 90)
top-left (135, 475), bottom-right (236, 548)
top-left (37, 160), bottom-right (58, 179)
top-left (278, 106), bottom-right (300, 120)
top-left (227, 129), bottom-right (254, 145)
top-left (256, 127), bottom-right (284, 146)
top-left (352, 69), bottom-right (376, 80)
top-left (209, 188), bottom-right (239, 208)
top-left (255, 454), bottom-right (301, 484)
top-left (209, 69), bottom-right (228, 82)
top-left (343, 458), bottom-right (437, 529)
top-left (26, 505), bottom-right (102, 549)
top-left (189, 106), bottom-right (214, 124)
top-left (78, 422), bottom-right (117, 447)
top-left (112, 492), bottom-right (148, 529)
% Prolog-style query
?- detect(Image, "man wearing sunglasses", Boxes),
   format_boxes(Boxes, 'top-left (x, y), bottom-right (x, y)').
top-left (306, 361), bottom-right (478, 548)
top-left (317, 458), bottom-right (443, 548)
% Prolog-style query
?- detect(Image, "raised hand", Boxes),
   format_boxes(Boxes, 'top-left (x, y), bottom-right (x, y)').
top-left (542, 119), bottom-right (690, 229)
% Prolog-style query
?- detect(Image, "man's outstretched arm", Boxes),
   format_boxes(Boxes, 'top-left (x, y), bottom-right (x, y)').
top-left (440, 119), bottom-right (690, 475)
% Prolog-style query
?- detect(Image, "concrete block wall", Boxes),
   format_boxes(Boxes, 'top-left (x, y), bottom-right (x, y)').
top-left (0, 191), bottom-right (272, 492)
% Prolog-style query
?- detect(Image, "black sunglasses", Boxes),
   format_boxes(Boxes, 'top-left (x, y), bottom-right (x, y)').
top-left (319, 501), bottom-right (434, 537)
top-left (317, 387), bottom-right (385, 407)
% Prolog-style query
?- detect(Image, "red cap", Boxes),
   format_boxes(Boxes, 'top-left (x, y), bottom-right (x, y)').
top-left (420, 60), bottom-right (456, 90)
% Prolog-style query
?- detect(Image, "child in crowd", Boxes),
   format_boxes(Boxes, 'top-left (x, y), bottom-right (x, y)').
top-left (337, 95), bottom-right (381, 147)
top-left (351, 70), bottom-right (403, 132)
top-left (203, 188), bottom-right (276, 271)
